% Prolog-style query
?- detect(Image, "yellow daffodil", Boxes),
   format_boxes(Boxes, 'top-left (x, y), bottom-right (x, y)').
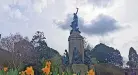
top-left (25, 66), bottom-right (34, 75)
top-left (88, 69), bottom-right (95, 75)
top-left (42, 66), bottom-right (50, 75)
top-left (3, 67), bottom-right (8, 72)
top-left (46, 61), bottom-right (51, 68)
top-left (42, 60), bottom-right (52, 75)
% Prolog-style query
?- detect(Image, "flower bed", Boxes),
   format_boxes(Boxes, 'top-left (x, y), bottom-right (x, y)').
top-left (0, 61), bottom-right (95, 75)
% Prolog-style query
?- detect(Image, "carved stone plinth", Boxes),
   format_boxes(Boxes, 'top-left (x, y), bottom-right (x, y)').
top-left (72, 64), bottom-right (88, 75)
top-left (68, 31), bottom-right (84, 64)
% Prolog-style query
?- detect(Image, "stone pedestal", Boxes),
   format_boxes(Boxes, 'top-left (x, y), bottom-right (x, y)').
top-left (72, 64), bottom-right (88, 75)
top-left (68, 31), bottom-right (84, 64)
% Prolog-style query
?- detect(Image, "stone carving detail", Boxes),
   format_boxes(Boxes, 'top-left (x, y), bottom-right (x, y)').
top-left (72, 47), bottom-right (83, 64)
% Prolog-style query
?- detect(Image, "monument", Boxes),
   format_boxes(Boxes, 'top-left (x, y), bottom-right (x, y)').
top-left (61, 8), bottom-right (88, 74)
top-left (68, 8), bottom-right (85, 64)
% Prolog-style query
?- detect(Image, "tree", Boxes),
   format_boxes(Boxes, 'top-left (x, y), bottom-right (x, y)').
top-left (127, 47), bottom-right (138, 68)
top-left (109, 50), bottom-right (123, 66)
top-left (86, 44), bottom-right (93, 51)
top-left (0, 33), bottom-right (24, 52)
top-left (0, 48), bottom-right (12, 67)
top-left (91, 43), bottom-right (123, 66)
top-left (84, 37), bottom-right (88, 49)
top-left (84, 50), bottom-right (91, 65)
top-left (31, 31), bottom-right (60, 61)
top-left (14, 39), bottom-right (38, 68)
top-left (31, 31), bottom-right (46, 47)
top-left (0, 33), bottom-right (24, 68)
top-left (30, 31), bottom-right (60, 74)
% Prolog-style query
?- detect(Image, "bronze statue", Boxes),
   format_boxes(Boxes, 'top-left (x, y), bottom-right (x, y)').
top-left (62, 50), bottom-right (69, 66)
top-left (70, 8), bottom-right (80, 34)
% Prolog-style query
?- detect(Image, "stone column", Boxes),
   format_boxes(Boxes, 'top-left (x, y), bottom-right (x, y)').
top-left (68, 31), bottom-right (84, 64)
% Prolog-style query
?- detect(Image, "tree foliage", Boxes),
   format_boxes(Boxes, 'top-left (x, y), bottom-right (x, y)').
top-left (0, 32), bottom-right (60, 71)
top-left (14, 39), bottom-right (37, 68)
top-left (0, 33), bottom-right (25, 68)
top-left (84, 50), bottom-right (91, 65)
top-left (29, 31), bottom-right (60, 74)
top-left (31, 31), bottom-right (60, 60)
top-left (84, 43), bottom-right (123, 66)
top-left (0, 33), bottom-right (24, 52)
top-left (127, 47), bottom-right (138, 68)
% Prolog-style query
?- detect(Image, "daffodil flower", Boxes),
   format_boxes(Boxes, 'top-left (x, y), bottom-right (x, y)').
top-left (3, 67), bottom-right (8, 72)
top-left (25, 66), bottom-right (34, 75)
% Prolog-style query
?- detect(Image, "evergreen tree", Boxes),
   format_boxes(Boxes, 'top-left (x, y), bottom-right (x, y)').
top-left (91, 43), bottom-right (123, 66)
top-left (127, 47), bottom-right (138, 68)
top-left (109, 50), bottom-right (123, 66)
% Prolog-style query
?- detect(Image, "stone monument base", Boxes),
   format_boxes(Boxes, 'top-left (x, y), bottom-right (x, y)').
top-left (72, 64), bottom-right (88, 75)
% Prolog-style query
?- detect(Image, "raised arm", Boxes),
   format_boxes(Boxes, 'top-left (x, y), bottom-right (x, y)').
top-left (76, 8), bottom-right (79, 14)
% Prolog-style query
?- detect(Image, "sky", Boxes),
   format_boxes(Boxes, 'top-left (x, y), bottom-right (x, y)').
top-left (0, 0), bottom-right (138, 60)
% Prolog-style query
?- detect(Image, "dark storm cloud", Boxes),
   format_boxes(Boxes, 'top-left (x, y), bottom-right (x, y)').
top-left (81, 14), bottom-right (122, 36)
top-left (55, 14), bottom-right (123, 36)
top-left (87, 0), bottom-right (113, 7)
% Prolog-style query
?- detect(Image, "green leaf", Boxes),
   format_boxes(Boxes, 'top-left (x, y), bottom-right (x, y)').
top-left (6, 68), bottom-right (18, 75)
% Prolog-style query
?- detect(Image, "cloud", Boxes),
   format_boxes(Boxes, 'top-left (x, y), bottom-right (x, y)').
top-left (0, 0), bottom-right (67, 55)
top-left (123, 36), bottom-right (138, 49)
top-left (0, 0), bottom-right (66, 28)
top-left (81, 14), bottom-right (122, 36)
top-left (1, 0), bottom-right (30, 21)
top-left (32, 0), bottom-right (48, 13)
top-left (87, 0), bottom-right (114, 7)
top-left (5, 5), bottom-right (28, 21)
top-left (56, 14), bottom-right (123, 36)
top-left (71, 0), bottom-right (113, 8)
top-left (0, 0), bottom-right (60, 22)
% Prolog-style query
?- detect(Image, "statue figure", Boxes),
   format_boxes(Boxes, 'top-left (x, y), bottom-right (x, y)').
top-left (62, 55), bottom-right (66, 66)
top-left (62, 50), bottom-right (69, 66)
top-left (65, 49), bottom-right (69, 65)
top-left (70, 8), bottom-right (80, 34)
top-left (72, 47), bottom-right (83, 64)
top-left (71, 8), bottom-right (78, 28)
